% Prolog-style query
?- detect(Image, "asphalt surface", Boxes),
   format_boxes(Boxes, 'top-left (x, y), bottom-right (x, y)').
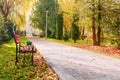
top-left (30, 38), bottom-right (120, 80)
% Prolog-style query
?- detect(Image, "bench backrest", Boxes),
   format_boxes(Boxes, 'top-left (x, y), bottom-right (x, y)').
top-left (13, 34), bottom-right (20, 45)
top-left (13, 34), bottom-right (36, 53)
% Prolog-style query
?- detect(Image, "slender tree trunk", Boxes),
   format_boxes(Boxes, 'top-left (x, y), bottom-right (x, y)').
top-left (81, 26), bottom-right (85, 40)
top-left (97, 25), bottom-right (101, 45)
top-left (55, 0), bottom-right (57, 39)
top-left (92, 0), bottom-right (97, 45)
top-left (97, 0), bottom-right (101, 45)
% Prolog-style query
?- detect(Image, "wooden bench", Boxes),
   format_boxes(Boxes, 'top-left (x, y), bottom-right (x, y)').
top-left (13, 34), bottom-right (36, 65)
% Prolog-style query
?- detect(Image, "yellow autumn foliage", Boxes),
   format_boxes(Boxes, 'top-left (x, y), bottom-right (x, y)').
top-left (8, 0), bottom-right (36, 31)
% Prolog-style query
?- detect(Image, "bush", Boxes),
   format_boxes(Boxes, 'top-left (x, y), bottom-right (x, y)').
top-left (67, 38), bottom-right (73, 42)
top-left (0, 20), bottom-right (15, 42)
top-left (63, 33), bottom-right (69, 41)
top-left (105, 37), bottom-right (120, 49)
top-left (71, 25), bottom-right (80, 43)
top-left (115, 38), bottom-right (120, 49)
top-left (71, 14), bottom-right (80, 43)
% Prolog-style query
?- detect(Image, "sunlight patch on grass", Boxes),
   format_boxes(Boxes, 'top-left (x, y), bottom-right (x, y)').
top-left (3, 44), bottom-right (15, 48)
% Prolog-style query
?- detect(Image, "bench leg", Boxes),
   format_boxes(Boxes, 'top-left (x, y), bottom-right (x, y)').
top-left (23, 53), bottom-right (25, 64)
top-left (31, 52), bottom-right (34, 65)
top-left (15, 49), bottom-right (18, 65)
top-left (15, 52), bottom-right (18, 65)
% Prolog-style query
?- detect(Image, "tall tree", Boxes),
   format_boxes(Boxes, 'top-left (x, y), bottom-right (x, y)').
top-left (104, 1), bottom-right (120, 48)
top-left (57, 13), bottom-right (63, 39)
top-left (58, 0), bottom-right (74, 38)
top-left (0, 0), bottom-right (14, 22)
top-left (91, 0), bottom-right (97, 45)
top-left (0, 0), bottom-right (35, 31)
top-left (72, 14), bottom-right (80, 43)
top-left (31, 0), bottom-right (58, 38)
top-left (13, 0), bottom-right (35, 32)
top-left (97, 0), bottom-right (101, 45)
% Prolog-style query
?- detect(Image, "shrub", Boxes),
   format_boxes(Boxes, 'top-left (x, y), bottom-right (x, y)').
top-left (67, 38), bottom-right (73, 42)
top-left (71, 14), bottom-right (80, 43)
top-left (63, 33), bottom-right (69, 41)
top-left (0, 20), bottom-right (15, 42)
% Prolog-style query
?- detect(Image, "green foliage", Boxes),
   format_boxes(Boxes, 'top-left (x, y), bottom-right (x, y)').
top-left (30, 0), bottom-right (58, 38)
top-left (111, 18), bottom-right (120, 35)
top-left (63, 27), bottom-right (69, 41)
top-left (0, 20), bottom-right (15, 43)
top-left (72, 14), bottom-right (80, 43)
top-left (103, 1), bottom-right (120, 48)
top-left (30, 0), bottom-right (120, 48)
top-left (63, 33), bottom-right (69, 41)
top-left (109, 19), bottom-right (120, 48)
top-left (57, 14), bottom-right (63, 39)
top-left (71, 25), bottom-right (80, 43)
top-left (112, 14), bottom-right (120, 48)
top-left (105, 36), bottom-right (120, 49)
top-left (67, 38), bottom-right (73, 42)
top-left (0, 12), bottom-right (15, 43)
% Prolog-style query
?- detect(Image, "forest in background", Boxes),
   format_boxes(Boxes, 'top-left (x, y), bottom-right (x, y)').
top-left (0, 0), bottom-right (120, 48)
top-left (30, 0), bottom-right (120, 48)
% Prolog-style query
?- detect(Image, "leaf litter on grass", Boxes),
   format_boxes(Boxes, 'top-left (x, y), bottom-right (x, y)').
top-left (0, 38), bottom-right (59, 80)
top-left (80, 45), bottom-right (120, 59)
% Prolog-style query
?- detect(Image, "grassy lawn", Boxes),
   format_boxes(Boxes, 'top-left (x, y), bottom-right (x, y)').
top-left (0, 37), bottom-right (59, 80)
top-left (0, 38), bottom-right (35, 79)
top-left (45, 38), bottom-right (120, 59)
top-left (46, 38), bottom-right (91, 47)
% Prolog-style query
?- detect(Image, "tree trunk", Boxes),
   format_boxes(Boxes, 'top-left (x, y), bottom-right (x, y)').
top-left (97, 25), bottom-right (101, 45)
top-left (97, 0), bottom-right (101, 45)
top-left (57, 14), bottom-right (63, 39)
top-left (92, 0), bottom-right (97, 45)
top-left (81, 26), bottom-right (85, 40)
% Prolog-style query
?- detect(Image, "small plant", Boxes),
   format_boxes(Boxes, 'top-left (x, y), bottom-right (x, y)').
top-left (63, 33), bottom-right (69, 41)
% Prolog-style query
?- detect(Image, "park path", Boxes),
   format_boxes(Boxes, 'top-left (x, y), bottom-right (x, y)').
top-left (30, 38), bottom-right (120, 80)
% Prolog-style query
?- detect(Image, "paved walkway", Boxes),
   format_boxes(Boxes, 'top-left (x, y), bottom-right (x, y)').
top-left (30, 38), bottom-right (120, 80)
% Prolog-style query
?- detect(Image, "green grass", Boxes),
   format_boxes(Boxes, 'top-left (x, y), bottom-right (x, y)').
top-left (0, 37), bottom-right (37, 80)
top-left (45, 38), bottom-right (92, 47)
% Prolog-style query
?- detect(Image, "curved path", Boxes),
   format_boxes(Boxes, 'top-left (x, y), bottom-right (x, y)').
top-left (30, 38), bottom-right (120, 80)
